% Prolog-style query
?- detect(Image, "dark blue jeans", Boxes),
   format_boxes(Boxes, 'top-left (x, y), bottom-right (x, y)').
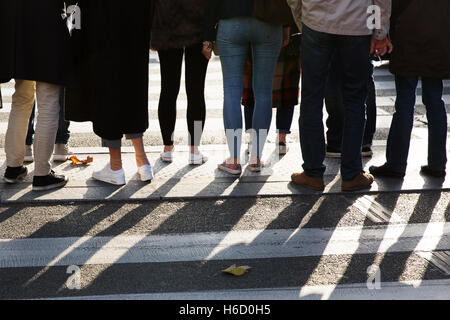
top-left (386, 76), bottom-right (447, 173)
top-left (26, 87), bottom-right (70, 146)
top-left (244, 106), bottom-right (295, 134)
top-left (325, 54), bottom-right (377, 149)
top-left (299, 24), bottom-right (371, 181)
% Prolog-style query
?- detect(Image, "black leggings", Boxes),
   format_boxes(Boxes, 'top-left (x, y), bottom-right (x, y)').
top-left (157, 43), bottom-right (209, 147)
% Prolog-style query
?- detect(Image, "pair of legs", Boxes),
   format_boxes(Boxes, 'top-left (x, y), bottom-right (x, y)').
top-left (102, 134), bottom-right (149, 171)
top-left (325, 54), bottom-right (377, 152)
top-left (375, 76), bottom-right (447, 175)
top-left (4, 79), bottom-right (68, 190)
top-left (5, 80), bottom-right (61, 176)
top-left (244, 106), bottom-right (295, 142)
top-left (217, 17), bottom-right (282, 167)
top-left (26, 88), bottom-right (70, 146)
top-left (157, 43), bottom-right (209, 156)
top-left (299, 24), bottom-right (371, 182)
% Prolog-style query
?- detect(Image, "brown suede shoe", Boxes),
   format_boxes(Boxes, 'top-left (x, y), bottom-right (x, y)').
top-left (341, 171), bottom-right (374, 192)
top-left (291, 172), bottom-right (325, 191)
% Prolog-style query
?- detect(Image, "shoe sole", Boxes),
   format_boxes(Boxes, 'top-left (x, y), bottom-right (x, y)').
top-left (139, 173), bottom-right (154, 182)
top-left (32, 179), bottom-right (68, 191)
top-left (189, 158), bottom-right (208, 165)
top-left (218, 165), bottom-right (241, 175)
top-left (3, 170), bottom-right (28, 184)
top-left (291, 179), bottom-right (325, 191)
top-left (92, 174), bottom-right (126, 186)
top-left (249, 167), bottom-right (261, 173)
top-left (53, 155), bottom-right (70, 162)
top-left (160, 156), bottom-right (173, 163)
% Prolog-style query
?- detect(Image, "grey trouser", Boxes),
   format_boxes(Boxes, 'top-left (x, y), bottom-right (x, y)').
top-left (5, 80), bottom-right (61, 176)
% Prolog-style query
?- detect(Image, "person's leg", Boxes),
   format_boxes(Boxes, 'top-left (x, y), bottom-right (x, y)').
top-left (26, 102), bottom-right (36, 146)
top-left (385, 76), bottom-right (419, 173)
top-left (184, 43), bottom-right (209, 155)
top-left (276, 107), bottom-right (295, 136)
top-left (244, 106), bottom-right (255, 132)
top-left (128, 134), bottom-right (153, 181)
top-left (276, 107), bottom-right (295, 155)
top-left (108, 148), bottom-right (123, 171)
top-left (337, 35), bottom-right (371, 182)
top-left (53, 87), bottom-right (73, 161)
top-left (157, 48), bottom-right (183, 152)
top-left (55, 87), bottom-right (70, 145)
top-left (421, 77), bottom-right (447, 172)
top-left (33, 82), bottom-right (62, 176)
top-left (124, 133), bottom-right (149, 168)
top-left (363, 60), bottom-right (377, 149)
top-left (24, 102), bottom-right (37, 162)
top-left (276, 106), bottom-right (295, 141)
top-left (5, 80), bottom-right (35, 168)
top-left (101, 139), bottom-right (123, 170)
top-left (324, 52), bottom-right (344, 153)
top-left (93, 138), bottom-right (126, 185)
top-left (216, 17), bottom-right (249, 165)
top-left (249, 18), bottom-right (283, 162)
top-left (298, 24), bottom-right (334, 178)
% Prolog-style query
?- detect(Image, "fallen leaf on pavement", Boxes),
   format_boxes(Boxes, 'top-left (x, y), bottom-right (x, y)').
top-left (67, 156), bottom-right (94, 166)
top-left (222, 264), bottom-right (251, 277)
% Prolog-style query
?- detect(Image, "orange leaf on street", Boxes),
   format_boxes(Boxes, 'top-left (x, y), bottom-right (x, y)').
top-left (67, 156), bottom-right (94, 166)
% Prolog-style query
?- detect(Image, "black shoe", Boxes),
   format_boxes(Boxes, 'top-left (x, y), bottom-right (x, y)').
top-left (369, 164), bottom-right (405, 179)
top-left (326, 145), bottom-right (341, 158)
top-left (4, 166), bottom-right (28, 184)
top-left (420, 165), bottom-right (446, 178)
top-left (361, 146), bottom-right (373, 157)
top-left (32, 170), bottom-right (68, 191)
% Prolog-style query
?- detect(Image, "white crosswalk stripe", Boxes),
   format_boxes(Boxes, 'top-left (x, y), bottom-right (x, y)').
top-left (41, 279), bottom-right (450, 300)
top-left (1, 222), bottom-right (449, 268)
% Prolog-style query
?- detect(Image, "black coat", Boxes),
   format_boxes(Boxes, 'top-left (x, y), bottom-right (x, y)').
top-left (65, 0), bottom-right (153, 141)
top-left (389, 0), bottom-right (450, 79)
top-left (0, 0), bottom-right (72, 85)
top-left (151, 0), bottom-right (204, 51)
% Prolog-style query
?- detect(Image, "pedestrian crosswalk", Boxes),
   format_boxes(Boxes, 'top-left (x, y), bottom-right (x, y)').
top-left (0, 53), bottom-right (450, 301)
top-left (1, 194), bottom-right (450, 300)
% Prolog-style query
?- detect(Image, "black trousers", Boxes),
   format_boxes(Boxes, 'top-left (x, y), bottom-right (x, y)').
top-left (325, 53), bottom-right (377, 150)
top-left (157, 43), bottom-right (209, 147)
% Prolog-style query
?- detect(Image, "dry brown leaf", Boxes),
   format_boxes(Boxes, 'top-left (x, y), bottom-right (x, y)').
top-left (222, 264), bottom-right (251, 277)
top-left (67, 156), bottom-right (94, 166)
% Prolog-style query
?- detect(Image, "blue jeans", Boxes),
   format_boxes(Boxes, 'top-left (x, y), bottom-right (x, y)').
top-left (325, 55), bottom-right (377, 149)
top-left (217, 17), bottom-right (282, 160)
top-left (386, 76), bottom-right (447, 173)
top-left (26, 87), bottom-right (70, 145)
top-left (299, 24), bottom-right (371, 181)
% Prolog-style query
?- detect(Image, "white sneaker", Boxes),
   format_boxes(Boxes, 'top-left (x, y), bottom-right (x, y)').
top-left (53, 144), bottom-right (74, 162)
top-left (138, 164), bottom-right (153, 182)
top-left (189, 152), bottom-right (208, 165)
top-left (24, 145), bottom-right (34, 162)
top-left (92, 163), bottom-right (126, 185)
top-left (160, 148), bottom-right (174, 163)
